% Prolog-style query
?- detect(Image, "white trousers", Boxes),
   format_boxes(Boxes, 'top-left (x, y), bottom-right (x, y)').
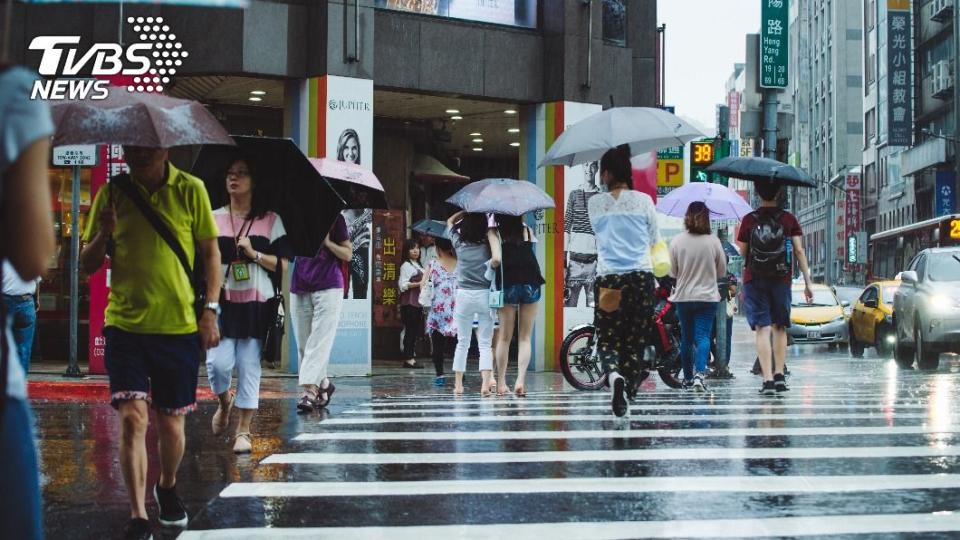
top-left (292, 289), bottom-right (343, 387)
top-left (206, 338), bottom-right (263, 409)
top-left (453, 288), bottom-right (495, 373)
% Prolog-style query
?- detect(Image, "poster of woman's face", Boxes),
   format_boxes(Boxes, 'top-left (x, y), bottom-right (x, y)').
top-left (337, 129), bottom-right (361, 165)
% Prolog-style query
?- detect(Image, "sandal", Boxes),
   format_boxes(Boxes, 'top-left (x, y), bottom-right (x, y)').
top-left (233, 432), bottom-right (252, 454)
top-left (296, 393), bottom-right (317, 414)
top-left (514, 384), bottom-right (526, 397)
top-left (212, 391), bottom-right (235, 435)
top-left (316, 381), bottom-right (336, 409)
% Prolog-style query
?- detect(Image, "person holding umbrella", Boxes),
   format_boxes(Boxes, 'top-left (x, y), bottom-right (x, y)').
top-left (206, 153), bottom-right (290, 454)
top-left (493, 213), bottom-right (544, 397)
top-left (668, 202), bottom-right (727, 392)
top-left (446, 210), bottom-right (501, 396)
top-left (423, 237), bottom-right (459, 385)
top-left (735, 179), bottom-right (813, 396)
top-left (588, 145), bottom-right (662, 417)
top-left (291, 214), bottom-right (353, 411)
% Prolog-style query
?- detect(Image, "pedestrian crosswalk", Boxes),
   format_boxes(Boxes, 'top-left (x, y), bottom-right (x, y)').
top-left (182, 367), bottom-right (960, 539)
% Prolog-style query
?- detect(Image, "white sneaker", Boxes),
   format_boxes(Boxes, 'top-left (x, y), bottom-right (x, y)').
top-left (610, 373), bottom-right (629, 417)
top-left (693, 374), bottom-right (706, 393)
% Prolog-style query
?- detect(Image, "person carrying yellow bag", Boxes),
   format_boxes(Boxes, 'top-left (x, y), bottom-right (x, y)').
top-left (588, 145), bottom-right (663, 418)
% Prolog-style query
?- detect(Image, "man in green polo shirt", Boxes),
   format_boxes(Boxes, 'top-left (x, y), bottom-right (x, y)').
top-left (81, 146), bottom-right (221, 539)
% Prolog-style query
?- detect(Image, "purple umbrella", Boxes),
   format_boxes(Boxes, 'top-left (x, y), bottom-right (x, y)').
top-left (657, 182), bottom-right (753, 221)
top-left (447, 178), bottom-right (554, 216)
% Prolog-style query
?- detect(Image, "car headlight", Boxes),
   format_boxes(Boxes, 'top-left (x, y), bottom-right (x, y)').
top-left (929, 294), bottom-right (957, 313)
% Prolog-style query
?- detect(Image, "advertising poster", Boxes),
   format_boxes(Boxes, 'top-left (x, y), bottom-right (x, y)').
top-left (376, 0), bottom-right (537, 28)
top-left (936, 171), bottom-right (956, 217)
top-left (372, 210), bottom-right (404, 328)
top-left (324, 75), bottom-right (374, 375)
top-left (558, 102), bottom-right (604, 339)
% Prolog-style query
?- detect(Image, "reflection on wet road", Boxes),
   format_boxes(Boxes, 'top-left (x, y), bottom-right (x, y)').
top-left (35, 324), bottom-right (960, 539)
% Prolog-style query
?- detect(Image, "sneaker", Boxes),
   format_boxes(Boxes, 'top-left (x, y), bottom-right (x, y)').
top-left (681, 378), bottom-right (693, 390)
top-left (759, 381), bottom-right (776, 396)
top-left (774, 374), bottom-right (790, 393)
top-left (434, 375), bottom-right (445, 386)
top-left (610, 373), bottom-right (628, 418)
top-left (122, 518), bottom-right (152, 540)
top-left (233, 432), bottom-right (252, 454)
top-left (154, 483), bottom-right (188, 527)
top-left (692, 374), bottom-right (706, 392)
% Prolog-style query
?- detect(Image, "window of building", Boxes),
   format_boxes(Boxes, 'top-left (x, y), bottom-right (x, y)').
top-left (865, 108), bottom-right (876, 147)
top-left (865, 162), bottom-right (876, 194)
top-left (602, 0), bottom-right (627, 46)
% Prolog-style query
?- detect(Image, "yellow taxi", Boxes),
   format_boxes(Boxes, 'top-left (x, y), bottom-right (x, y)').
top-left (848, 280), bottom-right (900, 358)
top-left (787, 284), bottom-right (849, 347)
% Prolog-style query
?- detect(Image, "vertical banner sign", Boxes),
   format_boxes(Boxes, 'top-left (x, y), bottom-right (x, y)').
top-left (888, 0), bottom-right (912, 146)
top-left (728, 91), bottom-right (741, 128)
top-left (325, 75), bottom-right (374, 375)
top-left (760, 0), bottom-right (789, 89)
top-left (936, 171), bottom-right (957, 217)
top-left (844, 173), bottom-right (862, 269)
top-left (372, 210), bottom-right (403, 328)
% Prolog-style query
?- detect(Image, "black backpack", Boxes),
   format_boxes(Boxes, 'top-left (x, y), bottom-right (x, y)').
top-left (747, 210), bottom-right (790, 278)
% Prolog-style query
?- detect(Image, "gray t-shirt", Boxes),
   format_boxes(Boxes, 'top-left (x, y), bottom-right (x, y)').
top-left (1, 67), bottom-right (54, 400)
top-left (447, 225), bottom-right (492, 291)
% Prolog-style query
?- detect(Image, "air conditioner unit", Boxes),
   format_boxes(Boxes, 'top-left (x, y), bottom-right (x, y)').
top-left (932, 60), bottom-right (953, 98)
top-left (931, 0), bottom-right (954, 22)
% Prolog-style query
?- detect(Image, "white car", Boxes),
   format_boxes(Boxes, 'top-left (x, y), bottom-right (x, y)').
top-left (893, 247), bottom-right (960, 370)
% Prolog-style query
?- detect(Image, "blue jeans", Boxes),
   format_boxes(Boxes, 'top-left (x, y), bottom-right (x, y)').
top-left (3, 295), bottom-right (36, 374)
top-left (0, 398), bottom-right (43, 540)
top-left (676, 301), bottom-right (717, 380)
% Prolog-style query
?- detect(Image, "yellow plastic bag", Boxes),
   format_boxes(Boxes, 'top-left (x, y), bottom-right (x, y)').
top-left (650, 240), bottom-right (671, 278)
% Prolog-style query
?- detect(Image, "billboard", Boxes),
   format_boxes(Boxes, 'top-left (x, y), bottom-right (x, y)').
top-left (376, 0), bottom-right (537, 28)
top-left (887, 0), bottom-right (912, 146)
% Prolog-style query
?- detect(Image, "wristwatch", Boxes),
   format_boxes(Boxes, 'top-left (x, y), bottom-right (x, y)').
top-left (204, 302), bottom-right (221, 316)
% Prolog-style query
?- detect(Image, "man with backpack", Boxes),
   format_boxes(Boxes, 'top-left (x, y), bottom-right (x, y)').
top-left (81, 146), bottom-right (222, 539)
top-left (736, 179), bottom-right (813, 396)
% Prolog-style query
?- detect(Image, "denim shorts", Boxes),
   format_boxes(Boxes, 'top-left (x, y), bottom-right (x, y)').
top-left (503, 284), bottom-right (542, 305)
top-left (104, 327), bottom-right (202, 415)
top-left (743, 278), bottom-right (792, 330)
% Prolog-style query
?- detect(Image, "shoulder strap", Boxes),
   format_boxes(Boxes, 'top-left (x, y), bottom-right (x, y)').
top-left (112, 175), bottom-right (194, 281)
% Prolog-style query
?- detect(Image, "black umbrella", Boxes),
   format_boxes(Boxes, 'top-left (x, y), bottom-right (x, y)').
top-left (192, 136), bottom-right (369, 257)
top-left (706, 156), bottom-right (817, 188)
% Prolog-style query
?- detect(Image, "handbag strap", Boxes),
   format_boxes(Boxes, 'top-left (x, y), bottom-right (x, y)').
top-left (112, 174), bottom-right (195, 285)
top-left (491, 229), bottom-right (505, 293)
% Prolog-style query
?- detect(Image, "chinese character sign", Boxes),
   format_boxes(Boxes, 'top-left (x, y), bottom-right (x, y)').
top-left (936, 171), bottom-right (957, 217)
top-left (372, 211), bottom-right (403, 328)
top-left (887, 3), bottom-right (912, 146)
top-left (845, 173), bottom-right (862, 241)
top-left (760, 0), bottom-right (789, 89)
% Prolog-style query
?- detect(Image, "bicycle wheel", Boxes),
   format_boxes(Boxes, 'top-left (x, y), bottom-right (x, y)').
top-left (559, 326), bottom-right (607, 391)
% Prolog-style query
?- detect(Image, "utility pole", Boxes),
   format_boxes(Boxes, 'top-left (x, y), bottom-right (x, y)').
top-left (761, 89), bottom-right (779, 159)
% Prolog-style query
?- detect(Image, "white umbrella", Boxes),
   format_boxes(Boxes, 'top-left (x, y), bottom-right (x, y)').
top-left (539, 107), bottom-right (705, 168)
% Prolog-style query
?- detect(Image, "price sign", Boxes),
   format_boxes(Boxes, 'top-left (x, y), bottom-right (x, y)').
top-left (691, 142), bottom-right (715, 165)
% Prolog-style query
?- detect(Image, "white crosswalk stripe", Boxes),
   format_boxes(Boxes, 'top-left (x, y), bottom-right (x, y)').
top-left (192, 365), bottom-right (960, 538)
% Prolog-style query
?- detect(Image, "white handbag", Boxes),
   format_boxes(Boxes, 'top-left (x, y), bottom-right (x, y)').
top-left (419, 261), bottom-right (436, 308)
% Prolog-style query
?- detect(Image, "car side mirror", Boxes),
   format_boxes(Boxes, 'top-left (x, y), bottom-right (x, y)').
top-left (864, 299), bottom-right (878, 309)
top-left (841, 300), bottom-right (850, 307)
top-left (901, 271), bottom-right (919, 284)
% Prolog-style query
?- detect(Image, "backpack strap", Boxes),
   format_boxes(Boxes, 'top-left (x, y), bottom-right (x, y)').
top-left (112, 174), bottom-right (195, 284)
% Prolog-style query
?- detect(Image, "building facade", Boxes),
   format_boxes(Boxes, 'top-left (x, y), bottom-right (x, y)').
top-left (789, 0), bottom-right (865, 284)
top-left (8, 0), bottom-right (660, 374)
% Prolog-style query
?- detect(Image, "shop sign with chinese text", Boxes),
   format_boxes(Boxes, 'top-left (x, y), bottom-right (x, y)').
top-left (887, 0), bottom-right (912, 146)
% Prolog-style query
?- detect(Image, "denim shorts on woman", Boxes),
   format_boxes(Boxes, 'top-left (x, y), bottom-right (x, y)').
top-left (104, 326), bottom-right (202, 415)
top-left (503, 284), bottom-right (542, 305)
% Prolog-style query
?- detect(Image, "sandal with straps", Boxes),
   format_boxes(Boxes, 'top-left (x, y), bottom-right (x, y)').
top-left (316, 381), bottom-right (337, 409)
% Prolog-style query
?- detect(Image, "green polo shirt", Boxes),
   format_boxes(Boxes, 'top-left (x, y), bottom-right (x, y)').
top-left (83, 162), bottom-right (219, 335)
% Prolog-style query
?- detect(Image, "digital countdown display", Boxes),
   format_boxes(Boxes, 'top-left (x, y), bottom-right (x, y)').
top-left (947, 218), bottom-right (960, 243)
top-left (691, 141), bottom-right (715, 165)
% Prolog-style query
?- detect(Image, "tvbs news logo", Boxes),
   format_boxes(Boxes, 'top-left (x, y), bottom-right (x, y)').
top-left (30, 16), bottom-right (188, 100)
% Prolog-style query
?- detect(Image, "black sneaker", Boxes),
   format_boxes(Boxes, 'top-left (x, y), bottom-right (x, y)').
top-left (759, 381), bottom-right (776, 396)
top-left (123, 518), bottom-right (152, 540)
top-left (774, 374), bottom-right (789, 393)
top-left (154, 483), bottom-right (188, 528)
top-left (611, 374), bottom-right (628, 418)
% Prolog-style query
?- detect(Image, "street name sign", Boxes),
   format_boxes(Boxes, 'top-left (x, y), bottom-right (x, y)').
top-left (760, 0), bottom-right (789, 89)
top-left (53, 145), bottom-right (98, 167)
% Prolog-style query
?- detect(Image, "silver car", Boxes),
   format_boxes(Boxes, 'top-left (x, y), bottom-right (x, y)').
top-left (893, 247), bottom-right (960, 370)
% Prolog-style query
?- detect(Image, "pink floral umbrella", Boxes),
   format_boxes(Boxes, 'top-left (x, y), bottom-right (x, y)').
top-left (308, 157), bottom-right (388, 210)
top-left (50, 91), bottom-right (234, 148)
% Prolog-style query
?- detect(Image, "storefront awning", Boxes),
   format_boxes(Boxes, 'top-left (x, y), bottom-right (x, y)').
top-left (901, 138), bottom-right (947, 176)
top-left (412, 154), bottom-right (470, 184)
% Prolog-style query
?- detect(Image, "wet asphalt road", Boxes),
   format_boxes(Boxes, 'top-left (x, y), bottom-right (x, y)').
top-left (33, 320), bottom-right (960, 539)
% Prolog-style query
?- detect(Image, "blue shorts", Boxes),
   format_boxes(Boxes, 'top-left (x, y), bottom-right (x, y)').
top-left (503, 284), bottom-right (542, 305)
top-left (104, 327), bottom-right (202, 416)
top-left (743, 279), bottom-right (792, 330)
